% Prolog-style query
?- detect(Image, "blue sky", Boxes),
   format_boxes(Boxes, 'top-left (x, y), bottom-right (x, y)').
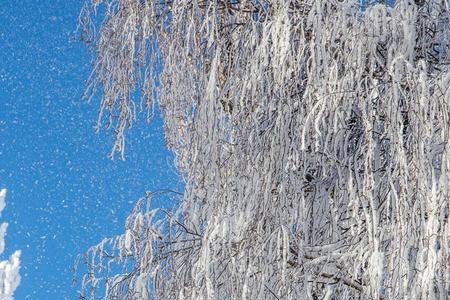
top-left (0, 1), bottom-right (180, 299)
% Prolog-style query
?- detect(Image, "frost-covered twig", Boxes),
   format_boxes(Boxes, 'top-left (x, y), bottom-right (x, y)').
top-left (78, 0), bottom-right (450, 299)
top-left (0, 189), bottom-right (21, 300)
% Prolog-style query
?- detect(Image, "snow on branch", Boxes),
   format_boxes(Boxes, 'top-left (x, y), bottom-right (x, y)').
top-left (0, 190), bottom-right (21, 300)
top-left (78, 0), bottom-right (450, 299)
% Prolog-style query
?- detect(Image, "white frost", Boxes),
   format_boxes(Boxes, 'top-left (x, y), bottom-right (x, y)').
top-left (0, 189), bottom-right (21, 299)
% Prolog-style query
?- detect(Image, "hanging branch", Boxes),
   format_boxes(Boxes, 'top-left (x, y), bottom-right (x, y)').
top-left (77, 0), bottom-right (450, 299)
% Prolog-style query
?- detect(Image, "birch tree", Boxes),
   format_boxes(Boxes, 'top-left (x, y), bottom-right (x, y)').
top-left (78, 0), bottom-right (450, 299)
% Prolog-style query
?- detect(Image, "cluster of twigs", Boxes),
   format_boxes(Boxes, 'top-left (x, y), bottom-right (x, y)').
top-left (78, 0), bottom-right (450, 299)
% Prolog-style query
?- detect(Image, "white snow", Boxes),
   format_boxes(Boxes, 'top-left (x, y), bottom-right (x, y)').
top-left (0, 189), bottom-right (21, 299)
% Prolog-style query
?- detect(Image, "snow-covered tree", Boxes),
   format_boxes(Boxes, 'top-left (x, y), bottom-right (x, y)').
top-left (78, 0), bottom-right (449, 299)
top-left (0, 189), bottom-right (21, 300)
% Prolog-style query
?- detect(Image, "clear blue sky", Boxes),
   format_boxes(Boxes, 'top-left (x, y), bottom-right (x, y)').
top-left (0, 1), bottom-right (180, 299)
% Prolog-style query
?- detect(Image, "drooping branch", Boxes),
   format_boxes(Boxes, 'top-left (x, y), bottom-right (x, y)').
top-left (78, 0), bottom-right (450, 299)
